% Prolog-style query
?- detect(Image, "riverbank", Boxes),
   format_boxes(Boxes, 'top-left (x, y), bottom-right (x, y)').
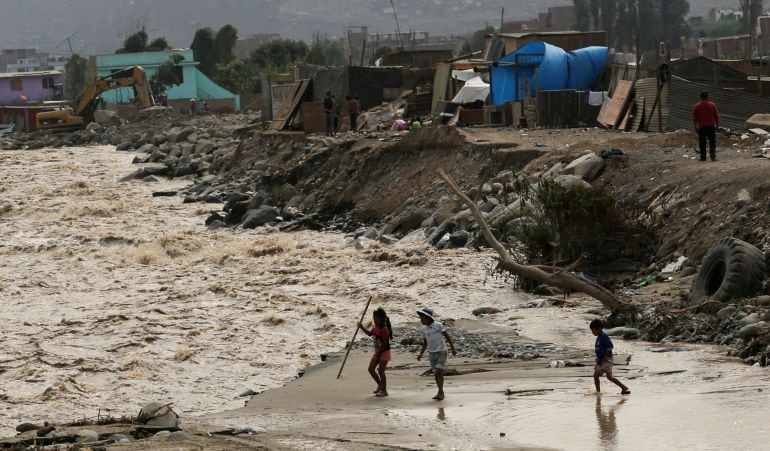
top-left (2, 127), bottom-right (770, 449)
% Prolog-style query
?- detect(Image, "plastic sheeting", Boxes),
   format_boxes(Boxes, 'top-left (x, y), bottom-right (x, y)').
top-left (491, 42), bottom-right (608, 105)
top-left (451, 76), bottom-right (490, 104)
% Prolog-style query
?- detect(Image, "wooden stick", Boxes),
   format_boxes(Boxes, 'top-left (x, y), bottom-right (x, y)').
top-left (436, 169), bottom-right (625, 312)
top-left (337, 296), bottom-right (373, 379)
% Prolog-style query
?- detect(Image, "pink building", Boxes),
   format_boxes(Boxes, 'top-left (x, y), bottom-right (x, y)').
top-left (0, 70), bottom-right (63, 105)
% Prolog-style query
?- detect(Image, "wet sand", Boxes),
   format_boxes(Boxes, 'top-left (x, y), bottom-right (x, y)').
top-left (191, 316), bottom-right (770, 450)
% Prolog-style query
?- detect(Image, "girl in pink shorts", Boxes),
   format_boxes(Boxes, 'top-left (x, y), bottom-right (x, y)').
top-left (358, 307), bottom-right (393, 397)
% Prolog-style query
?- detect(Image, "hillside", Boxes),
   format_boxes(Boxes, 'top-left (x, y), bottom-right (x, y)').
top-left (2, 0), bottom-right (570, 55)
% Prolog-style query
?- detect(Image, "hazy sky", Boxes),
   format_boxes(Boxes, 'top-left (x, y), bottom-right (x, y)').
top-left (0, 0), bottom-right (732, 56)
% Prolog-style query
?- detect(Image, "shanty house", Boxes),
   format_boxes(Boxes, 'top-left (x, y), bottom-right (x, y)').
top-left (0, 70), bottom-right (63, 105)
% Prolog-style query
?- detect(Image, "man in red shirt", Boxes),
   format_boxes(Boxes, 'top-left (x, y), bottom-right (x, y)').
top-left (693, 91), bottom-right (719, 161)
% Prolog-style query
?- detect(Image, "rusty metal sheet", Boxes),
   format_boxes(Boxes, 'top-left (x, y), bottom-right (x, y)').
top-left (598, 80), bottom-right (633, 129)
top-left (634, 78), bottom-right (669, 132)
top-left (668, 76), bottom-right (770, 131)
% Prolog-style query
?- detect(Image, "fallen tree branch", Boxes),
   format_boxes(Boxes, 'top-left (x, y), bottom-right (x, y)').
top-left (437, 169), bottom-right (625, 312)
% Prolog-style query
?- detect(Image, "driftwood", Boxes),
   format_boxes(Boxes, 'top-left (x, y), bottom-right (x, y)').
top-left (437, 169), bottom-right (625, 313)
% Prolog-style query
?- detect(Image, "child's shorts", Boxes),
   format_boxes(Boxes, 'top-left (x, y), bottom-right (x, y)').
top-left (372, 350), bottom-right (392, 362)
top-left (429, 351), bottom-right (447, 370)
top-left (594, 358), bottom-right (613, 375)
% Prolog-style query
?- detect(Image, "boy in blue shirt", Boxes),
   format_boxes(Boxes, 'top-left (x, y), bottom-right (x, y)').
top-left (590, 319), bottom-right (630, 395)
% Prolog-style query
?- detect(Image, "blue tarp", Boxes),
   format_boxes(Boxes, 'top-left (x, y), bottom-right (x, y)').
top-left (490, 42), bottom-right (608, 105)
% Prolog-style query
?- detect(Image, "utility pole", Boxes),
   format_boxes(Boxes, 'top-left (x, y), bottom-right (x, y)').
top-left (390, 0), bottom-right (404, 50)
top-left (634, 0), bottom-right (641, 80)
top-left (500, 7), bottom-right (505, 33)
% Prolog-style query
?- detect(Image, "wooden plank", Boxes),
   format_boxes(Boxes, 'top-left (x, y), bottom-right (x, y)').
top-left (618, 100), bottom-right (634, 131)
top-left (597, 80), bottom-right (634, 129)
top-left (271, 79), bottom-right (312, 131)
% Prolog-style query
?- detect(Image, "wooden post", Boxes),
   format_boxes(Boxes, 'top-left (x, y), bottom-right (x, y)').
top-left (634, 0), bottom-right (641, 80)
top-left (336, 296), bottom-right (373, 379)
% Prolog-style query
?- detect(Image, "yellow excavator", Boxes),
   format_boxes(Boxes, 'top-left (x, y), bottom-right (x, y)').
top-left (35, 65), bottom-right (155, 131)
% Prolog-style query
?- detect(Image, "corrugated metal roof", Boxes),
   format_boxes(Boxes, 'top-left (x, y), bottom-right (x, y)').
top-left (668, 76), bottom-right (770, 130)
top-left (0, 70), bottom-right (62, 78)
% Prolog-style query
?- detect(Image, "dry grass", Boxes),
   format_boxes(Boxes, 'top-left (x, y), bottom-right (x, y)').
top-left (174, 349), bottom-right (195, 362)
top-left (264, 314), bottom-right (285, 325)
top-left (0, 203), bottom-right (12, 216)
top-left (159, 232), bottom-right (204, 258)
top-left (60, 200), bottom-right (127, 220)
top-left (304, 305), bottom-right (328, 317)
top-left (63, 180), bottom-right (94, 195)
top-left (131, 245), bottom-right (170, 265)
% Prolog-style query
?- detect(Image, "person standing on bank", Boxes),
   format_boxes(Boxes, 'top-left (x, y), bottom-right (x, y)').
top-left (416, 307), bottom-right (457, 401)
top-left (347, 95), bottom-right (361, 131)
top-left (323, 91), bottom-right (336, 137)
top-left (693, 91), bottom-right (719, 162)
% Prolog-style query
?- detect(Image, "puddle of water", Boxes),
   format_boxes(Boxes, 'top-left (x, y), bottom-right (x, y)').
top-left (393, 384), bottom-right (770, 450)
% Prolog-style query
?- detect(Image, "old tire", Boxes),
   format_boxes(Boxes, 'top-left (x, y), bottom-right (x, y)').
top-left (690, 237), bottom-right (767, 305)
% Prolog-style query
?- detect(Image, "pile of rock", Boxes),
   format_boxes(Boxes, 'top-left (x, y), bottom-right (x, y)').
top-left (640, 295), bottom-right (770, 365)
top-left (120, 124), bottom-right (240, 181)
top-left (352, 323), bottom-right (560, 360)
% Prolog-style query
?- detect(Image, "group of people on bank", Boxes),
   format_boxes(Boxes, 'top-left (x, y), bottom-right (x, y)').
top-left (323, 91), bottom-right (361, 136)
top-left (356, 307), bottom-right (629, 400)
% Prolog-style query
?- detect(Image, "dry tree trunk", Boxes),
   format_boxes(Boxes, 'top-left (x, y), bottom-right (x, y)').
top-left (437, 169), bottom-right (625, 312)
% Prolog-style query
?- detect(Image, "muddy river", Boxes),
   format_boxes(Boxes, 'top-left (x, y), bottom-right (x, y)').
top-left (0, 145), bottom-right (768, 450)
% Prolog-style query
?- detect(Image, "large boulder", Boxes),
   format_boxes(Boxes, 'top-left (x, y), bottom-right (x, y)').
top-left (746, 114), bottom-right (770, 130)
top-left (93, 110), bottom-right (122, 127)
top-left (564, 152), bottom-right (605, 181)
top-left (137, 402), bottom-right (179, 429)
top-left (242, 206), bottom-right (281, 229)
top-left (552, 175), bottom-right (592, 190)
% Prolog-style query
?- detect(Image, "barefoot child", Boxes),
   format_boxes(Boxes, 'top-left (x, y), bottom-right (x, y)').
top-left (358, 308), bottom-right (393, 397)
top-left (416, 307), bottom-right (456, 401)
top-left (590, 319), bottom-right (630, 395)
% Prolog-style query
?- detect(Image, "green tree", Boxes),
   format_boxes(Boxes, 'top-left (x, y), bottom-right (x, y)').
top-left (64, 54), bottom-right (88, 100)
top-left (148, 37), bottom-right (171, 51)
top-left (574, 0), bottom-right (591, 31)
top-left (706, 20), bottom-right (742, 38)
top-left (324, 42), bottom-right (345, 66)
top-left (740, 0), bottom-right (763, 33)
top-left (213, 59), bottom-right (260, 95)
top-left (463, 26), bottom-right (495, 54)
top-left (152, 54), bottom-right (185, 95)
top-left (572, 0), bottom-right (690, 52)
top-left (305, 43), bottom-right (326, 65)
top-left (250, 39), bottom-right (309, 72)
top-left (191, 28), bottom-right (217, 76)
top-left (660, 0), bottom-right (691, 50)
top-left (117, 29), bottom-right (149, 53)
top-left (215, 24), bottom-right (239, 64)
top-left (373, 45), bottom-right (393, 59)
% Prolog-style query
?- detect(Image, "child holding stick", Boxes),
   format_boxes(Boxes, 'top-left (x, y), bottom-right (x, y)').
top-left (358, 307), bottom-right (393, 397)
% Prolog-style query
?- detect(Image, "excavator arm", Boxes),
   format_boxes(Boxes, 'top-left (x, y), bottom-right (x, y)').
top-left (36, 65), bottom-right (154, 131)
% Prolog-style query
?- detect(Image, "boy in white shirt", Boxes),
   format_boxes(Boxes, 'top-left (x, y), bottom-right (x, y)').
top-left (416, 307), bottom-right (457, 400)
